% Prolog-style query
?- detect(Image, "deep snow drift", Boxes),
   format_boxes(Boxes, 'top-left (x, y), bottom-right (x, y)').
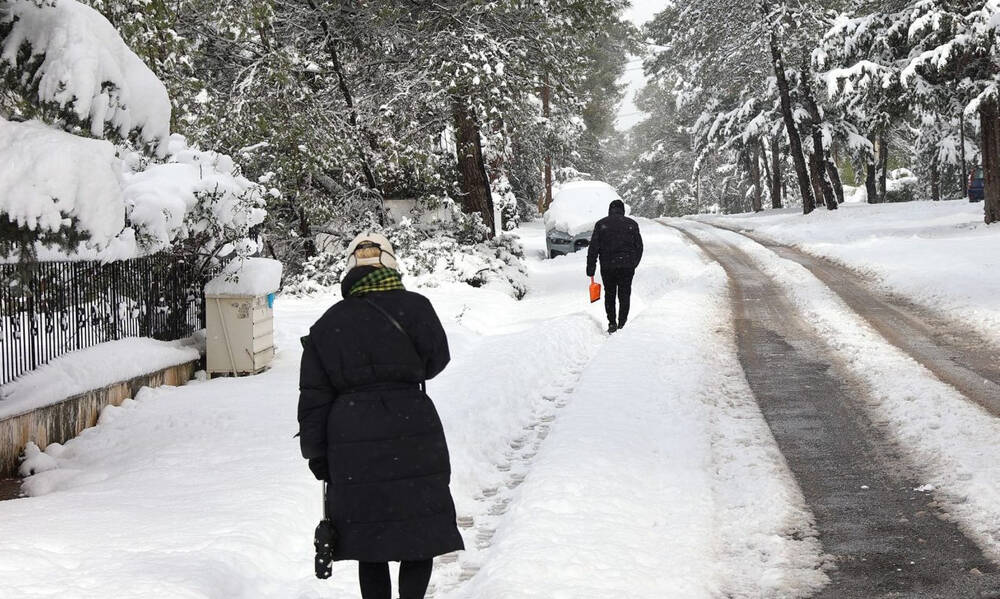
top-left (0, 221), bottom-right (826, 598)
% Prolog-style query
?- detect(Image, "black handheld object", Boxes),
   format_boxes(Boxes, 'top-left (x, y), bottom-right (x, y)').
top-left (314, 483), bottom-right (337, 579)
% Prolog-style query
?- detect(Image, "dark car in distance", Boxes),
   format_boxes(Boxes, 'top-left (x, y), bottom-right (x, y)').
top-left (968, 166), bottom-right (985, 202)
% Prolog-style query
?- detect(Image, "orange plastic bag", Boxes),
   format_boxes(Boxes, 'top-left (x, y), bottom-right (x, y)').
top-left (589, 277), bottom-right (602, 304)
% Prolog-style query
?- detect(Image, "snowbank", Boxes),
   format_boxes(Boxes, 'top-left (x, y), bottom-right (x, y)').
top-left (543, 180), bottom-right (624, 236)
top-left (696, 200), bottom-right (1000, 344)
top-left (205, 258), bottom-right (283, 296)
top-left (0, 337), bottom-right (200, 420)
top-left (0, 118), bottom-right (124, 246)
top-left (1, 0), bottom-right (171, 149)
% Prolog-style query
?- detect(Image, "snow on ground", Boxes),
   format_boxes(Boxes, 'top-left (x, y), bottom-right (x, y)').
top-left (686, 221), bottom-right (1000, 562)
top-left (452, 222), bottom-right (827, 599)
top-left (0, 337), bottom-right (200, 419)
top-left (0, 221), bottom-right (824, 598)
top-left (694, 200), bottom-right (1000, 344)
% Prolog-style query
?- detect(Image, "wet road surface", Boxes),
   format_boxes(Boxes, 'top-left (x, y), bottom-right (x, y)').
top-left (667, 221), bottom-right (1000, 599)
top-left (710, 221), bottom-right (1000, 418)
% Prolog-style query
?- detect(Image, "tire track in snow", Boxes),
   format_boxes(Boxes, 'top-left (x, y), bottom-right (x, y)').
top-left (709, 222), bottom-right (1000, 419)
top-left (668, 220), bottom-right (1000, 598)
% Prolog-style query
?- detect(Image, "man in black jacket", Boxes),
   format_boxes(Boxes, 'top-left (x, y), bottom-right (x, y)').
top-left (586, 199), bottom-right (643, 333)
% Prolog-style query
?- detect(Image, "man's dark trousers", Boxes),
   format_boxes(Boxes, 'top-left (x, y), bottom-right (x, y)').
top-left (602, 267), bottom-right (635, 327)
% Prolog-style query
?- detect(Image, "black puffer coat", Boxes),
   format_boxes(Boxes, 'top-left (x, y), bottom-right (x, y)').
top-left (586, 199), bottom-right (644, 277)
top-left (298, 266), bottom-right (464, 562)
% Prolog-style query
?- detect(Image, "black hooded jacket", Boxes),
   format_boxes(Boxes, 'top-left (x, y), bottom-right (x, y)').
top-left (586, 200), bottom-right (643, 277)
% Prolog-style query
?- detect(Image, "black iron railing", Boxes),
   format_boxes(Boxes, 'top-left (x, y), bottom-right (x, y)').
top-left (0, 254), bottom-right (212, 385)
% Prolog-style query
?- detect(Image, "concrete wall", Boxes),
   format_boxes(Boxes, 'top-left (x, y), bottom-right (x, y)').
top-left (0, 360), bottom-right (198, 478)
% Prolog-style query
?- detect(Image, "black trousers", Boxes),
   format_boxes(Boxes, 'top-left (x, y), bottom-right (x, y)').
top-left (602, 267), bottom-right (635, 326)
top-left (359, 560), bottom-right (433, 599)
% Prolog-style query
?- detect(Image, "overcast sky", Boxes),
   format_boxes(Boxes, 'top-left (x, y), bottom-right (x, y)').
top-left (616, 0), bottom-right (670, 131)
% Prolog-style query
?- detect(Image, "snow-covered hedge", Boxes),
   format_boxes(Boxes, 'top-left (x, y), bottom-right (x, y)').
top-left (114, 134), bottom-right (268, 261)
top-left (885, 168), bottom-right (920, 203)
top-left (0, 118), bottom-right (266, 262)
top-left (284, 218), bottom-right (527, 299)
top-left (0, 0), bottom-right (171, 151)
top-left (0, 118), bottom-right (124, 246)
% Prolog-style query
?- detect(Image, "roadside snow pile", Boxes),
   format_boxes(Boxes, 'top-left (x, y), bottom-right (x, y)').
top-left (0, 119), bottom-right (124, 246)
top-left (0, 0), bottom-right (171, 149)
top-left (544, 180), bottom-right (625, 235)
top-left (696, 200), bottom-right (1000, 343)
top-left (205, 257), bottom-right (282, 296)
top-left (0, 337), bottom-right (200, 419)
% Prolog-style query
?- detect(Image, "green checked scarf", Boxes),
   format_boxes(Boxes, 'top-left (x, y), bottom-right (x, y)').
top-left (349, 268), bottom-right (405, 296)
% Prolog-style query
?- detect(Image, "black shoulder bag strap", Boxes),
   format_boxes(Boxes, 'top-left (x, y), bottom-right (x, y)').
top-left (360, 297), bottom-right (427, 392)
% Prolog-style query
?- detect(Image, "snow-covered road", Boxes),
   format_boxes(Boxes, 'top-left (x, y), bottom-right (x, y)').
top-left (0, 220), bottom-right (826, 598)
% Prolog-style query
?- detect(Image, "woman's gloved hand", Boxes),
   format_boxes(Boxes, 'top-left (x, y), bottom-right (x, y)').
top-left (308, 457), bottom-right (330, 481)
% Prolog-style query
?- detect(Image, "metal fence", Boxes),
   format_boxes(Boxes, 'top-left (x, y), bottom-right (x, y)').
top-left (0, 254), bottom-right (212, 385)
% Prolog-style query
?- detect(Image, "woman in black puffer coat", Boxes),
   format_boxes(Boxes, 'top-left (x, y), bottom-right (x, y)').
top-left (298, 233), bottom-right (464, 599)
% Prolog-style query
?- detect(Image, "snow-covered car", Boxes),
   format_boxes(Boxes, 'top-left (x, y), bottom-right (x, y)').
top-left (543, 181), bottom-right (625, 259)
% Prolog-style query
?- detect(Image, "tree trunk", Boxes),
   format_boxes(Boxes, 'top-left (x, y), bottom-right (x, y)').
top-left (980, 99), bottom-right (1000, 224)
top-left (769, 32), bottom-right (815, 214)
top-left (541, 73), bottom-right (553, 212)
top-left (800, 68), bottom-right (838, 210)
top-left (748, 145), bottom-right (764, 212)
top-left (878, 132), bottom-right (889, 203)
top-left (770, 136), bottom-right (783, 208)
top-left (452, 96), bottom-right (496, 235)
top-left (866, 134), bottom-right (878, 203)
top-left (960, 111), bottom-right (968, 198)
top-left (310, 1), bottom-right (384, 222)
top-left (826, 160), bottom-right (845, 204)
top-left (759, 139), bottom-right (774, 209)
top-left (930, 154), bottom-right (941, 202)
top-left (808, 147), bottom-right (825, 210)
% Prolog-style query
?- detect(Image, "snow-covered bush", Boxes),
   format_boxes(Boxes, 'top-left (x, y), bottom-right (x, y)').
top-left (0, 118), bottom-right (266, 263)
top-left (885, 168), bottom-right (920, 204)
top-left (0, 118), bottom-right (124, 251)
top-left (0, 0), bottom-right (266, 265)
top-left (115, 134), bottom-right (267, 261)
top-left (0, 0), bottom-right (171, 152)
top-left (284, 215), bottom-right (527, 299)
